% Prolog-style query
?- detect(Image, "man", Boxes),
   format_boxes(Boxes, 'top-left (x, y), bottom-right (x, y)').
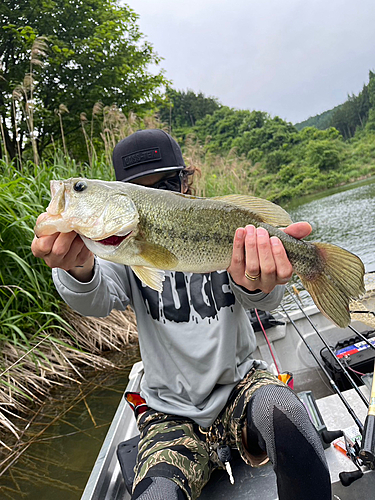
top-left (32, 129), bottom-right (331, 500)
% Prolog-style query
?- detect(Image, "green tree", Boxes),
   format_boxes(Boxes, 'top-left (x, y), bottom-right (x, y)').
top-left (157, 88), bottom-right (221, 132)
top-left (328, 84), bottom-right (370, 139)
top-left (193, 107), bottom-right (267, 152)
top-left (364, 71), bottom-right (375, 132)
top-left (294, 105), bottom-right (342, 131)
top-left (232, 115), bottom-right (298, 160)
top-left (0, 0), bottom-right (167, 160)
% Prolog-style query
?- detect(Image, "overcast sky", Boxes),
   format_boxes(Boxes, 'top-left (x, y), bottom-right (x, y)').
top-left (126, 0), bottom-right (375, 124)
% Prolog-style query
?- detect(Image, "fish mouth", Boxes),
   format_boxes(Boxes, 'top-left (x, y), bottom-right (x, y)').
top-left (91, 231), bottom-right (133, 247)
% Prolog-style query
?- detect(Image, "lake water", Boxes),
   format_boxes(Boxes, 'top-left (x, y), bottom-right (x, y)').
top-left (1, 180), bottom-right (374, 499)
top-left (288, 180), bottom-right (375, 273)
top-left (0, 349), bottom-right (141, 500)
top-left (283, 180), bottom-right (375, 308)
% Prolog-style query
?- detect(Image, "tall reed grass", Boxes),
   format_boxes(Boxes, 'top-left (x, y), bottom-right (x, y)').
top-left (0, 157), bottom-right (138, 454)
top-left (187, 146), bottom-right (256, 198)
top-left (0, 93), bottom-right (168, 452)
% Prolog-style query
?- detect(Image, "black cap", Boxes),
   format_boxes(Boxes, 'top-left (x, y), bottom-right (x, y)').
top-left (113, 129), bottom-right (186, 182)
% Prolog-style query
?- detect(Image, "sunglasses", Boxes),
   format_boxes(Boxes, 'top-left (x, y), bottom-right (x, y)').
top-left (149, 171), bottom-right (183, 192)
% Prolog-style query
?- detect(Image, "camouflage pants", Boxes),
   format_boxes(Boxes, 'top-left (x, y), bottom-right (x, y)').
top-left (133, 369), bottom-right (285, 500)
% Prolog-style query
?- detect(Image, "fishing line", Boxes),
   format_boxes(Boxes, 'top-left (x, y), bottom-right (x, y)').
top-left (280, 304), bottom-right (364, 433)
top-left (285, 285), bottom-right (369, 408)
top-left (254, 308), bottom-right (280, 375)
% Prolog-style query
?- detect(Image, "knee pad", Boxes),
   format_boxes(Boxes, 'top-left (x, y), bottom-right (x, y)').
top-left (247, 384), bottom-right (326, 466)
top-left (247, 385), bottom-right (331, 499)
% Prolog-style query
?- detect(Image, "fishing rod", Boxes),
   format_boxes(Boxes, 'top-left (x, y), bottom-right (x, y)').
top-left (285, 286), bottom-right (369, 408)
top-left (348, 324), bottom-right (375, 352)
top-left (279, 303), bottom-right (371, 486)
top-left (279, 304), bottom-right (364, 433)
top-left (359, 360), bottom-right (375, 467)
top-left (354, 272), bottom-right (375, 466)
top-left (282, 284), bottom-right (375, 483)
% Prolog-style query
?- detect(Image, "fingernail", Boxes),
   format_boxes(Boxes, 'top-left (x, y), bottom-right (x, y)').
top-left (270, 236), bottom-right (280, 246)
top-left (236, 228), bottom-right (245, 239)
top-left (246, 225), bottom-right (255, 236)
top-left (256, 227), bottom-right (268, 238)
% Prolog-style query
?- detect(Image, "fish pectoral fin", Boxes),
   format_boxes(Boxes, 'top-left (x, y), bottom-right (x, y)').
top-left (131, 242), bottom-right (178, 292)
top-left (138, 241), bottom-right (178, 269)
top-left (131, 265), bottom-right (165, 293)
top-left (212, 195), bottom-right (293, 227)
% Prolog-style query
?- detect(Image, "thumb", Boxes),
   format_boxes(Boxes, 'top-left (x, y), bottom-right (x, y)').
top-left (281, 221), bottom-right (312, 240)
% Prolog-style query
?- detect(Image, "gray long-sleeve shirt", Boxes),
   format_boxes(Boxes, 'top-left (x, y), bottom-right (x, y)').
top-left (53, 259), bottom-right (284, 427)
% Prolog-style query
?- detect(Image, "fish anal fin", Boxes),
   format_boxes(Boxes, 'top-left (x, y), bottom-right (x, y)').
top-left (213, 194), bottom-right (293, 227)
top-left (131, 265), bottom-right (165, 293)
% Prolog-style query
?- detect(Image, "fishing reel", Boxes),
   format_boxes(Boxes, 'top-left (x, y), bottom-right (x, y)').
top-left (339, 432), bottom-right (365, 486)
top-left (341, 364), bottom-right (375, 484)
top-left (324, 427), bottom-right (375, 487)
top-left (299, 393), bottom-right (373, 485)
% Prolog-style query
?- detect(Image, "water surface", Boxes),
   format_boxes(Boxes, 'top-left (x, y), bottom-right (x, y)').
top-left (289, 181), bottom-right (375, 272)
top-left (283, 181), bottom-right (375, 308)
top-left (0, 349), bottom-right (140, 500)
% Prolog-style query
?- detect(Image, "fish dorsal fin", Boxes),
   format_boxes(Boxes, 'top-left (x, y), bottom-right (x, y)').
top-left (131, 265), bottom-right (165, 293)
top-left (170, 191), bottom-right (205, 200)
top-left (212, 195), bottom-right (293, 227)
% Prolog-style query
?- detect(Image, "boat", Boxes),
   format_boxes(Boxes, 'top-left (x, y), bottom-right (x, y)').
top-left (81, 277), bottom-right (375, 500)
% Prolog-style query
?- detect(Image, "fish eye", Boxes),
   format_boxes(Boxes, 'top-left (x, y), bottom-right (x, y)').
top-left (73, 180), bottom-right (87, 192)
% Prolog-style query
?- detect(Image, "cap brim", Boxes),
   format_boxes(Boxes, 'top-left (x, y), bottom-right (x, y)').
top-left (119, 165), bottom-right (185, 182)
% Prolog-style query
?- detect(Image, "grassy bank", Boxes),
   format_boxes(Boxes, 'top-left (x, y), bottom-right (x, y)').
top-left (181, 108), bottom-right (375, 203)
top-left (0, 158), bottom-right (137, 459)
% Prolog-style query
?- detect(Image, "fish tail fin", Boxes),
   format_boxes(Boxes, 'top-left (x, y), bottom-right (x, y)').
top-left (298, 242), bottom-right (365, 328)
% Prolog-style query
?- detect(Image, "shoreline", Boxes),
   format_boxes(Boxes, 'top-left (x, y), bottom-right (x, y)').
top-left (284, 174), bottom-right (375, 209)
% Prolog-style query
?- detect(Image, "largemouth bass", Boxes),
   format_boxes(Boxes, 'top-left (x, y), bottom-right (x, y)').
top-left (35, 178), bottom-right (365, 328)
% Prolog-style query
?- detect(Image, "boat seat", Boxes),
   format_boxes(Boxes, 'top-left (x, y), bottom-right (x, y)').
top-left (116, 434), bottom-right (265, 498)
top-left (117, 434), bottom-right (140, 494)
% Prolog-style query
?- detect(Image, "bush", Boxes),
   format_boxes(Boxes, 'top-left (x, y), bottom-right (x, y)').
top-left (305, 140), bottom-right (342, 171)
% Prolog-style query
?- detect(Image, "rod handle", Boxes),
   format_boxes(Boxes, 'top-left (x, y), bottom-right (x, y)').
top-left (360, 362), bottom-right (375, 466)
top-left (339, 470), bottom-right (363, 487)
top-left (359, 415), bottom-right (375, 465)
top-left (321, 429), bottom-right (343, 444)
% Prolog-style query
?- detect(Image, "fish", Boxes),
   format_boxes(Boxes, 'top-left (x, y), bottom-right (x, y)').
top-left (34, 177), bottom-right (365, 328)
